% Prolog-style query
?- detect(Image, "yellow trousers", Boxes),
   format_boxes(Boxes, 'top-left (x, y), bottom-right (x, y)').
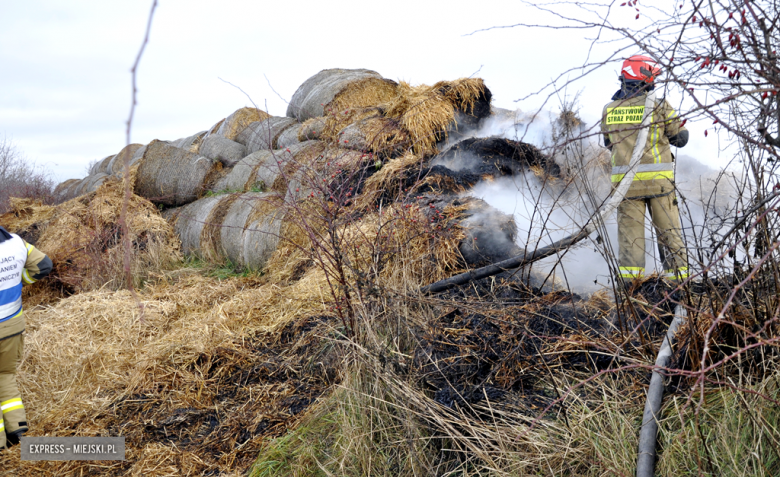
top-left (617, 194), bottom-right (689, 282)
top-left (0, 333), bottom-right (27, 448)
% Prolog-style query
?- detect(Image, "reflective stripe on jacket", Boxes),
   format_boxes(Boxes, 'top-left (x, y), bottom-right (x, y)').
top-left (0, 226), bottom-right (52, 340)
top-left (601, 94), bottom-right (686, 198)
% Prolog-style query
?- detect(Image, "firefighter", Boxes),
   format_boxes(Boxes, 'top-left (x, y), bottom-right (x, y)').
top-left (0, 225), bottom-right (52, 449)
top-left (601, 55), bottom-right (690, 284)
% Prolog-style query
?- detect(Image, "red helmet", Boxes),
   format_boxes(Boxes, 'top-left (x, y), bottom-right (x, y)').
top-left (621, 55), bottom-right (661, 83)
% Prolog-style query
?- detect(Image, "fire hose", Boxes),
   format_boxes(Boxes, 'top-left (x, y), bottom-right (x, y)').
top-left (636, 304), bottom-right (686, 477)
top-left (421, 91), bottom-right (678, 476)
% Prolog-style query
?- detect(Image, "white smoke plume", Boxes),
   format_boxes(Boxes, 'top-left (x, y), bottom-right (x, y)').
top-left (457, 108), bottom-right (745, 294)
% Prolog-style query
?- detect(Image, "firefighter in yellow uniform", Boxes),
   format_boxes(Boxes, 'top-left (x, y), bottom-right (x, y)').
top-left (0, 225), bottom-right (52, 449)
top-left (601, 55), bottom-right (690, 283)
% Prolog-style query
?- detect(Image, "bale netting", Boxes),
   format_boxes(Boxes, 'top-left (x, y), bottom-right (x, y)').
top-left (107, 143), bottom-right (144, 177)
top-left (134, 140), bottom-right (222, 207)
top-left (432, 137), bottom-right (560, 179)
top-left (238, 117), bottom-right (298, 154)
top-left (52, 179), bottom-right (80, 204)
top-left (276, 123), bottom-right (302, 149)
top-left (172, 192), bottom-right (285, 270)
top-left (169, 132), bottom-right (206, 154)
top-left (83, 172), bottom-right (110, 194)
top-left (172, 196), bottom-right (222, 256)
top-left (215, 107), bottom-right (271, 141)
top-left (71, 177), bottom-right (92, 198)
top-left (211, 149), bottom-right (281, 194)
top-left (218, 192), bottom-right (285, 269)
top-left (268, 141), bottom-right (327, 194)
top-left (89, 154), bottom-right (114, 175)
top-left (286, 68), bottom-right (399, 121)
top-left (0, 180), bottom-right (181, 292)
top-left (199, 134), bottom-right (247, 167)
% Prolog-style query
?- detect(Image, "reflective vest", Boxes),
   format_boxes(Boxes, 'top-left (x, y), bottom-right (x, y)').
top-left (601, 94), bottom-right (686, 198)
top-left (0, 234), bottom-right (29, 324)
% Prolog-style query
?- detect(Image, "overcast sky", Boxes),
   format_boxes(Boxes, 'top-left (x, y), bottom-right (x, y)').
top-left (1, 0), bottom-right (731, 183)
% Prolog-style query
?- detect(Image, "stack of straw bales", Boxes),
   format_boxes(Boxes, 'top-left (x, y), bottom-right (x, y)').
top-left (56, 144), bottom-right (145, 202)
top-left (47, 69), bottom-right (560, 274)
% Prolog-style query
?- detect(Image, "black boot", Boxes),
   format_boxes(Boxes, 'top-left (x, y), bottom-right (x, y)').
top-left (6, 428), bottom-right (26, 447)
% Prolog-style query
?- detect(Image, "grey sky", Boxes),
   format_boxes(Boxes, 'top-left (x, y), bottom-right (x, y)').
top-left (1, 0), bottom-right (726, 183)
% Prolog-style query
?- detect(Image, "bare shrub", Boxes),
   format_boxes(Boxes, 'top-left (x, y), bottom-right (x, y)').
top-left (0, 137), bottom-right (55, 213)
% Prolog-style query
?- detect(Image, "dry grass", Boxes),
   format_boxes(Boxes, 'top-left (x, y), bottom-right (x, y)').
top-left (303, 77), bottom-right (488, 162)
top-left (1, 268), bottom-right (336, 476)
top-left (327, 78), bottom-right (399, 117)
top-left (0, 179), bottom-right (180, 292)
top-left (317, 107), bottom-right (382, 143)
top-left (384, 78), bottom-right (488, 156)
top-left (357, 151), bottom-right (423, 207)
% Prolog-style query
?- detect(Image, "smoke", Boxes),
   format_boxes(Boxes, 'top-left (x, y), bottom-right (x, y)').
top-left (675, 154), bottom-right (747, 272)
top-left (442, 107), bottom-right (554, 149)
top-left (430, 151), bottom-right (482, 172)
top-left (459, 109), bottom-right (745, 294)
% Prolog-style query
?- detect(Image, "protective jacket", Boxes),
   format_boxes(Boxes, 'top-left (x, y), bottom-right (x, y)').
top-left (0, 227), bottom-right (52, 340)
top-left (601, 92), bottom-right (688, 199)
top-left (0, 226), bottom-right (51, 448)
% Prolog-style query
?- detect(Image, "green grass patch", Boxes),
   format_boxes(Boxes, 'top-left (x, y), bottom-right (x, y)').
top-left (656, 376), bottom-right (780, 476)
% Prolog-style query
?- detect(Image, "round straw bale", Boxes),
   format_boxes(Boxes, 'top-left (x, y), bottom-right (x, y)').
top-left (90, 155), bottom-right (114, 175)
top-left (242, 210), bottom-right (284, 270)
top-left (271, 141), bottom-right (327, 195)
top-left (298, 117), bottom-right (326, 141)
top-left (210, 149), bottom-right (278, 193)
top-left (276, 123), bottom-right (302, 149)
top-left (218, 192), bottom-right (284, 268)
top-left (213, 141), bottom-right (324, 197)
top-left (173, 196), bottom-right (222, 255)
top-left (199, 134), bottom-right (247, 167)
top-left (134, 140), bottom-right (221, 207)
top-left (286, 69), bottom-right (398, 121)
top-left (238, 117), bottom-right (297, 153)
top-left (84, 172), bottom-right (110, 194)
top-left (199, 193), bottom-right (240, 262)
top-left (72, 177), bottom-right (92, 198)
top-left (170, 132), bottom-right (206, 153)
top-left (53, 179), bottom-right (80, 203)
top-left (337, 116), bottom-right (410, 157)
top-left (215, 107), bottom-right (271, 141)
top-left (107, 143), bottom-right (143, 177)
top-left (114, 144), bottom-right (148, 179)
top-left (161, 206), bottom-right (181, 224)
